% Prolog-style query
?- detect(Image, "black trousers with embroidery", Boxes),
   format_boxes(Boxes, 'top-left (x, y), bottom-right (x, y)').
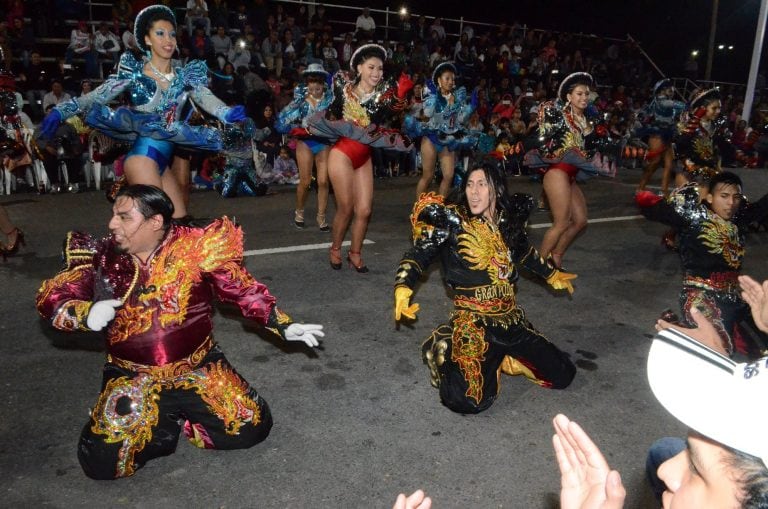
top-left (423, 315), bottom-right (575, 414)
top-left (78, 347), bottom-right (272, 480)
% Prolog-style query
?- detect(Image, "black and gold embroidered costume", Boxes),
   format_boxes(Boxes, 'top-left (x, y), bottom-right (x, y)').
top-left (395, 193), bottom-right (576, 414)
top-left (640, 184), bottom-right (768, 356)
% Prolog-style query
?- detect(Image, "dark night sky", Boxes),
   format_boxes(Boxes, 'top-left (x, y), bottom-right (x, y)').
top-left (359, 0), bottom-right (764, 82)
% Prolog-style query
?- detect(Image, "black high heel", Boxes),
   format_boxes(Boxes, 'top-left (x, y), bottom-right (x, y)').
top-left (347, 251), bottom-right (369, 273)
top-left (1, 228), bottom-right (25, 261)
top-left (329, 246), bottom-right (342, 270)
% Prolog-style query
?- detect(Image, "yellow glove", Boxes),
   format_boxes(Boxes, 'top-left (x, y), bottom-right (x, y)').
top-left (394, 286), bottom-right (420, 321)
top-left (546, 270), bottom-right (577, 295)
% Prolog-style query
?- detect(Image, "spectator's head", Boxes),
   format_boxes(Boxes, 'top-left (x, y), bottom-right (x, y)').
top-left (50, 81), bottom-right (63, 95)
top-left (690, 88), bottom-right (722, 121)
top-left (648, 330), bottom-right (768, 508)
top-left (30, 51), bottom-right (41, 65)
top-left (135, 4), bottom-right (177, 55)
top-left (216, 26), bottom-right (226, 37)
top-left (112, 185), bottom-right (174, 247)
top-left (286, 16), bottom-right (295, 27)
top-left (362, 7), bottom-right (370, 17)
top-left (98, 21), bottom-right (109, 34)
top-left (81, 80), bottom-right (92, 94)
top-left (432, 61), bottom-right (456, 94)
top-left (278, 145), bottom-right (291, 159)
top-left (77, 20), bottom-right (88, 32)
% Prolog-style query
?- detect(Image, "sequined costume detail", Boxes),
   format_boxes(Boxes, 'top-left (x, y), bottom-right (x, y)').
top-left (37, 218), bottom-right (289, 478)
top-left (396, 193), bottom-right (575, 413)
top-left (639, 184), bottom-right (768, 355)
top-left (89, 374), bottom-right (162, 478)
top-left (523, 100), bottom-right (603, 179)
top-left (53, 53), bottom-right (239, 167)
top-left (675, 112), bottom-right (730, 182)
top-left (174, 360), bottom-right (262, 435)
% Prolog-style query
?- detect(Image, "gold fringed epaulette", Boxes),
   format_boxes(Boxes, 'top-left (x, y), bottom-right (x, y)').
top-left (62, 231), bottom-right (98, 271)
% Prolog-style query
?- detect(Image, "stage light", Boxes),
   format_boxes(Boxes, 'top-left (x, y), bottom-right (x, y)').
top-left (399, 6), bottom-right (407, 15)
top-left (691, 50), bottom-right (699, 57)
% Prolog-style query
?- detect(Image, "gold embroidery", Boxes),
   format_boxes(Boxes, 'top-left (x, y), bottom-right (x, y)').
top-left (107, 336), bottom-right (214, 380)
top-left (451, 310), bottom-right (488, 404)
top-left (36, 266), bottom-right (89, 312)
top-left (174, 360), bottom-right (261, 435)
top-left (139, 218), bottom-right (243, 329)
top-left (699, 216), bottom-right (743, 269)
top-left (52, 299), bottom-right (92, 331)
top-left (109, 302), bottom-right (154, 344)
top-left (90, 375), bottom-right (162, 478)
top-left (457, 218), bottom-right (512, 285)
top-left (423, 325), bottom-right (451, 389)
top-left (410, 192), bottom-right (445, 241)
top-left (342, 84), bottom-right (370, 126)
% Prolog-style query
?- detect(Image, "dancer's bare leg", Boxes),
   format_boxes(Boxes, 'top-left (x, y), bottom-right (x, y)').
top-left (123, 155), bottom-right (188, 218)
top-left (315, 148), bottom-right (330, 221)
top-left (170, 156), bottom-right (191, 212)
top-left (328, 148), bottom-right (355, 263)
top-left (437, 148), bottom-right (455, 197)
top-left (0, 204), bottom-right (18, 247)
top-left (415, 137), bottom-right (437, 197)
top-left (349, 157), bottom-right (374, 263)
top-left (540, 170), bottom-right (575, 266)
top-left (552, 183), bottom-right (588, 263)
top-left (295, 141), bottom-right (314, 215)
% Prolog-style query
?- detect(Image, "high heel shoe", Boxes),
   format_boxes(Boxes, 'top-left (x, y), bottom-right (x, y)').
top-left (317, 214), bottom-right (330, 232)
top-left (347, 250), bottom-right (369, 273)
top-left (329, 246), bottom-right (342, 270)
top-left (294, 209), bottom-right (305, 229)
top-left (1, 228), bottom-right (25, 261)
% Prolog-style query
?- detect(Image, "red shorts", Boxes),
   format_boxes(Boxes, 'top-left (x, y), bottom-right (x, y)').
top-left (539, 163), bottom-right (578, 181)
top-left (334, 137), bottom-right (371, 169)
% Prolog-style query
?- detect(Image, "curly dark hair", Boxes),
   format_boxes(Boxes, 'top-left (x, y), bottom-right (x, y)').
top-left (134, 4), bottom-right (176, 53)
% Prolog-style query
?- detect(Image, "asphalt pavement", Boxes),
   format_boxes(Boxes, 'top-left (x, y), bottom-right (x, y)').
top-left (1, 166), bottom-right (767, 508)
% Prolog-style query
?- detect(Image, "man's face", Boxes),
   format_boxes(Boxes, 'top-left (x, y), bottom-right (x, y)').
top-left (657, 433), bottom-right (742, 509)
top-left (52, 82), bottom-right (62, 95)
top-left (31, 53), bottom-right (40, 65)
top-left (465, 169), bottom-right (496, 220)
top-left (108, 197), bottom-right (160, 256)
top-left (706, 182), bottom-right (742, 221)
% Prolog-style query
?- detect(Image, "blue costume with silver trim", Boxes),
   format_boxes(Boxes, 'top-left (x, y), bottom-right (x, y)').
top-left (404, 86), bottom-right (477, 152)
top-left (275, 83), bottom-right (333, 156)
top-left (636, 94), bottom-right (686, 143)
top-left (214, 118), bottom-right (271, 197)
top-left (53, 52), bottom-right (236, 172)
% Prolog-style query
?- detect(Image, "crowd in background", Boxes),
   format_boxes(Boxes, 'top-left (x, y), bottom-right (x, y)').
top-left (3, 0), bottom-right (768, 192)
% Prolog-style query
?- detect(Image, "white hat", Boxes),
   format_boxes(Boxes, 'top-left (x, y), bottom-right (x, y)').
top-left (303, 62), bottom-right (328, 77)
top-left (647, 328), bottom-right (768, 467)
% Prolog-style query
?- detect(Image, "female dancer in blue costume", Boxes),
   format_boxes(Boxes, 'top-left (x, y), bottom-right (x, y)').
top-left (635, 79), bottom-right (686, 196)
top-left (297, 44), bottom-right (413, 272)
top-left (407, 61), bottom-right (476, 198)
top-left (275, 63), bottom-right (334, 231)
top-left (39, 4), bottom-right (245, 218)
top-left (523, 72), bottom-right (599, 269)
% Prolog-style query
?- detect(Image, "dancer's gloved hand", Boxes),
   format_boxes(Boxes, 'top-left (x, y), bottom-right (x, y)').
top-left (40, 109), bottom-right (62, 139)
top-left (86, 299), bottom-right (122, 331)
top-left (285, 323), bottom-right (324, 347)
top-left (394, 286), bottom-right (420, 321)
top-left (396, 72), bottom-right (414, 99)
top-left (547, 270), bottom-right (577, 295)
top-left (224, 105), bottom-right (247, 123)
top-left (425, 79), bottom-right (437, 96)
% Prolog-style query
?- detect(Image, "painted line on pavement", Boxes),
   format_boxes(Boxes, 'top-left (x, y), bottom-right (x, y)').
top-left (244, 239), bottom-right (375, 257)
top-left (529, 214), bottom-right (644, 229)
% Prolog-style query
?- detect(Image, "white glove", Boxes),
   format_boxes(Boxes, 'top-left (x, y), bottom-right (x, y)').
top-left (86, 299), bottom-right (122, 331)
top-left (285, 323), bottom-right (324, 348)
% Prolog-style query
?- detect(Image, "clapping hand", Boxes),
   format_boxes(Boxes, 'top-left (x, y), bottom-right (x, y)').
top-left (553, 414), bottom-right (626, 509)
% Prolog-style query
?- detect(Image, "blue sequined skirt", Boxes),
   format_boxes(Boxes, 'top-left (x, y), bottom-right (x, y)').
top-left (86, 104), bottom-right (223, 151)
top-left (403, 115), bottom-right (477, 152)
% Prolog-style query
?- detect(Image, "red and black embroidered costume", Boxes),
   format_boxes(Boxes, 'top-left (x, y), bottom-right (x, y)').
top-left (395, 193), bottom-right (575, 414)
top-left (674, 109), bottom-right (730, 182)
top-left (638, 185), bottom-right (768, 356)
top-left (36, 218), bottom-right (293, 479)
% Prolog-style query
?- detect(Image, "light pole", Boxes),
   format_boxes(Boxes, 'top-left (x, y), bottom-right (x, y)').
top-left (705, 0), bottom-right (719, 81)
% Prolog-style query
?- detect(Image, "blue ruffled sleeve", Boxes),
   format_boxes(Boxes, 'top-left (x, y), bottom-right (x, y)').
top-left (183, 59), bottom-right (231, 122)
